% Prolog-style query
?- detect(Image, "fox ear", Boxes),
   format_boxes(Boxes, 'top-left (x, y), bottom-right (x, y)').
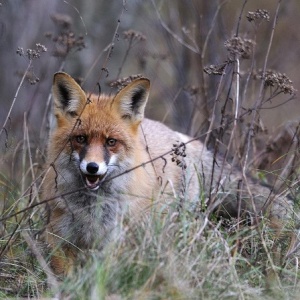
top-left (113, 78), bottom-right (150, 124)
top-left (52, 72), bottom-right (86, 118)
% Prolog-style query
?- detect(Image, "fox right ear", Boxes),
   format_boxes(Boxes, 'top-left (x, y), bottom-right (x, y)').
top-left (113, 78), bottom-right (150, 126)
top-left (52, 72), bottom-right (86, 118)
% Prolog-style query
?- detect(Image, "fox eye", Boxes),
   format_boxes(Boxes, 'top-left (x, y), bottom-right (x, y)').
top-left (106, 138), bottom-right (117, 147)
top-left (75, 135), bottom-right (87, 144)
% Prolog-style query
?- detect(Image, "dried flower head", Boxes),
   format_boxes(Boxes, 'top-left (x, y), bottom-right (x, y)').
top-left (224, 37), bottom-right (255, 59)
top-left (170, 142), bottom-right (187, 169)
top-left (110, 74), bottom-right (143, 91)
top-left (16, 43), bottom-right (47, 61)
top-left (15, 44), bottom-right (47, 84)
top-left (254, 69), bottom-right (297, 95)
top-left (14, 69), bottom-right (40, 85)
top-left (36, 43), bottom-right (47, 53)
top-left (16, 47), bottom-right (24, 56)
top-left (204, 62), bottom-right (228, 75)
top-left (27, 72), bottom-right (40, 85)
top-left (247, 9), bottom-right (270, 23)
top-left (123, 30), bottom-right (146, 43)
top-left (47, 13), bottom-right (85, 58)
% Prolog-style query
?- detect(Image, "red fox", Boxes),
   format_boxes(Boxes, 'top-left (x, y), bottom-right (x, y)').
top-left (43, 72), bottom-right (292, 275)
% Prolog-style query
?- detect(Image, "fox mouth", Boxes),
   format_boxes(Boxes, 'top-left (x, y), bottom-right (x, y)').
top-left (82, 173), bottom-right (105, 190)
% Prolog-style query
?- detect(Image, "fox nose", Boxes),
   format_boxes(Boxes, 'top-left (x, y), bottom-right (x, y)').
top-left (86, 162), bottom-right (99, 174)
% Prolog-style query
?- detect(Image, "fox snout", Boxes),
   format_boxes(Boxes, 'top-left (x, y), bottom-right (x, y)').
top-left (80, 160), bottom-right (108, 190)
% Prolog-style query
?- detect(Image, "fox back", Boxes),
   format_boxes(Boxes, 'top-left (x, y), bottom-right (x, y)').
top-left (43, 72), bottom-right (292, 275)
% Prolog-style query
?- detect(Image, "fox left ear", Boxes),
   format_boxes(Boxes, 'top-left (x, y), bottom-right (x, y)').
top-left (52, 72), bottom-right (86, 119)
top-left (113, 78), bottom-right (150, 124)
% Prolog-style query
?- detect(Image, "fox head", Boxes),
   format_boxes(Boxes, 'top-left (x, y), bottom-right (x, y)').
top-left (50, 72), bottom-right (150, 191)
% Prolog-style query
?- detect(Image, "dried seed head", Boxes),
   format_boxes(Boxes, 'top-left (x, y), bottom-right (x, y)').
top-left (15, 69), bottom-right (40, 85)
top-left (36, 43), bottom-right (47, 53)
top-left (247, 9), bottom-right (270, 23)
top-left (16, 47), bottom-right (24, 56)
top-left (110, 74), bottom-right (143, 90)
top-left (170, 142), bottom-right (187, 170)
top-left (123, 30), bottom-right (146, 42)
top-left (16, 43), bottom-right (47, 61)
top-left (47, 13), bottom-right (85, 58)
top-left (224, 36), bottom-right (255, 59)
top-left (29, 77), bottom-right (40, 85)
top-left (204, 62), bottom-right (228, 75)
top-left (254, 69), bottom-right (297, 95)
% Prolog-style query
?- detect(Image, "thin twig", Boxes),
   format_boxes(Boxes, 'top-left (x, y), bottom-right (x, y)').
top-left (92, 1), bottom-right (127, 95)
top-left (243, 0), bottom-right (282, 175)
top-left (116, 38), bottom-right (133, 79)
top-left (200, 0), bottom-right (229, 122)
top-left (0, 61), bottom-right (32, 138)
top-left (202, 0), bottom-right (229, 60)
top-left (235, 0), bottom-right (248, 37)
top-left (83, 42), bottom-right (113, 84)
top-left (151, 0), bottom-right (200, 54)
